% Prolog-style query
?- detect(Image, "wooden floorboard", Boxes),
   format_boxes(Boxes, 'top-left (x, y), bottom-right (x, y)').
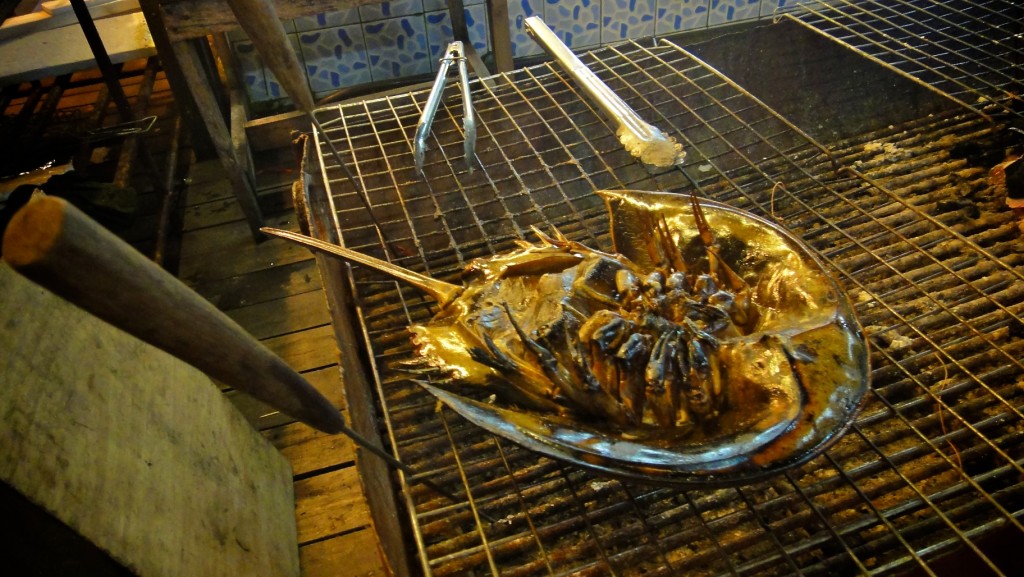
top-left (178, 158), bottom-right (392, 577)
top-left (3, 62), bottom-right (394, 577)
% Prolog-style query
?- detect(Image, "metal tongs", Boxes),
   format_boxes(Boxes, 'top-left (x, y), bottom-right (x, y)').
top-left (524, 16), bottom-right (685, 168)
top-left (414, 41), bottom-right (477, 174)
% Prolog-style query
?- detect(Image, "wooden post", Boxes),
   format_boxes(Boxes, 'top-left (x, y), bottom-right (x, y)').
top-left (487, 0), bottom-right (514, 72)
top-left (172, 37), bottom-right (265, 238)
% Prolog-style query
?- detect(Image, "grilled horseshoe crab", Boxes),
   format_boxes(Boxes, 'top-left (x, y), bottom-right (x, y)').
top-left (264, 189), bottom-right (869, 485)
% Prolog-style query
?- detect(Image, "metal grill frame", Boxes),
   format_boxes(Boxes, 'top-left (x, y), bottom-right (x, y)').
top-left (787, 0), bottom-right (1023, 120)
top-left (305, 7), bottom-right (1024, 575)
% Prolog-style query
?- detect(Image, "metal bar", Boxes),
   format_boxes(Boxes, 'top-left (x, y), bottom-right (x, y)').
top-left (471, 76), bottom-right (606, 247)
top-left (657, 39), bottom-right (839, 172)
top-left (782, 11), bottom-right (990, 119)
top-left (400, 89), bottom-right (517, 255)
top-left (437, 408), bottom-right (500, 575)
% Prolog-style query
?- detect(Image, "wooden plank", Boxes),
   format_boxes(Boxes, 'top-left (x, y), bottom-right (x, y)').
top-left (227, 288), bottom-right (332, 339)
top-left (293, 467), bottom-right (374, 544)
top-left (266, 419), bottom-right (357, 477)
top-left (189, 257), bottom-right (322, 308)
top-left (177, 212), bottom-right (310, 282)
top-left (0, 0), bottom-right (140, 41)
top-left (0, 12), bottom-right (155, 84)
top-left (229, 364), bottom-right (345, 429)
top-left (185, 174), bottom-right (237, 204)
top-left (0, 263), bottom-right (299, 577)
top-left (298, 135), bottom-right (411, 576)
top-left (184, 184), bottom-right (294, 231)
top-left (246, 109), bottom-right (308, 152)
top-left (264, 323), bottom-right (340, 373)
top-left (299, 531), bottom-right (390, 577)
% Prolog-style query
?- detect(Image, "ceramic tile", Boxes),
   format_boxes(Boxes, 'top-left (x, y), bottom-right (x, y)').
top-left (425, 6), bottom-right (490, 69)
top-left (299, 25), bottom-right (373, 96)
top-left (293, 9), bottom-right (360, 32)
top-left (507, 0), bottom-right (545, 57)
top-left (360, 0), bottom-right (425, 22)
top-left (544, 0), bottom-right (602, 49)
top-left (707, 0), bottom-right (761, 26)
top-left (363, 17), bottom-right (433, 80)
top-left (424, 0), bottom-right (486, 11)
top-left (466, 3), bottom-right (491, 52)
top-left (601, 0), bottom-right (656, 44)
top-left (655, 0), bottom-right (709, 35)
top-left (232, 40), bottom-right (270, 102)
top-left (263, 34), bottom-right (306, 100)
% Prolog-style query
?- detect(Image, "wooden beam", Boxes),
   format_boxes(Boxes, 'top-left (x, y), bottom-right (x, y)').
top-left (488, 0), bottom-right (513, 72)
top-left (0, 11), bottom-right (155, 85)
top-left (172, 37), bottom-right (265, 237)
top-left (136, 0), bottom-right (217, 158)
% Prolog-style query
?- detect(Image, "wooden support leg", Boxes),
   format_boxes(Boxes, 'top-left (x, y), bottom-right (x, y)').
top-left (446, 0), bottom-right (494, 86)
top-left (211, 33), bottom-right (255, 181)
top-left (136, 0), bottom-right (218, 159)
top-left (486, 0), bottom-right (514, 73)
top-left (172, 38), bottom-right (264, 239)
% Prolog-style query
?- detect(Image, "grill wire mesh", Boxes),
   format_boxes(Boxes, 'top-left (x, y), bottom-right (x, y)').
top-left (787, 0), bottom-right (1023, 120)
top-left (309, 6), bottom-right (1024, 575)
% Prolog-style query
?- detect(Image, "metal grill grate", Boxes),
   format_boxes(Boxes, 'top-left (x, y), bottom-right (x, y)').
top-left (309, 26), bottom-right (1024, 576)
top-left (786, 0), bottom-right (1024, 119)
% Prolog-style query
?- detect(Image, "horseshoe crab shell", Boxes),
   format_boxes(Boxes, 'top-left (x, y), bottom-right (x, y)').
top-left (265, 189), bottom-right (870, 486)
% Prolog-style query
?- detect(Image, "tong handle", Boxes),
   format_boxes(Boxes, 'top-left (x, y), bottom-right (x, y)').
top-left (524, 16), bottom-right (684, 167)
top-left (414, 41), bottom-right (476, 173)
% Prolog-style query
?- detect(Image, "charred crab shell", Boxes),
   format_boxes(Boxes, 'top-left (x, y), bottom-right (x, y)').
top-left (411, 189), bottom-right (869, 485)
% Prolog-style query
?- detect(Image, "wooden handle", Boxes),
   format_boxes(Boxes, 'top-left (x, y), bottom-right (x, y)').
top-left (222, 0), bottom-right (315, 113)
top-left (2, 195), bottom-right (345, 434)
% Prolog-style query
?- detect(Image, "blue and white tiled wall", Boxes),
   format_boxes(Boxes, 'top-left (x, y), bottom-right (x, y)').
top-left (231, 0), bottom-right (813, 103)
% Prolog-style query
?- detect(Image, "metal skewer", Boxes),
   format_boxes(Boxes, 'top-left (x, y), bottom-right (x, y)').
top-left (524, 16), bottom-right (685, 168)
top-left (414, 41), bottom-right (477, 174)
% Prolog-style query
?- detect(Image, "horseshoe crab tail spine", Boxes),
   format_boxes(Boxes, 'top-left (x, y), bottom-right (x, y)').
top-left (261, 228), bottom-right (462, 306)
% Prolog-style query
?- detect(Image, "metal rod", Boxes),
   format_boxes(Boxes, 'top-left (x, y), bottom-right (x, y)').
top-left (414, 46), bottom-right (456, 172)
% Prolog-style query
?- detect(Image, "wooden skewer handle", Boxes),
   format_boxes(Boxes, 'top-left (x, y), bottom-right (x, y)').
top-left (222, 0), bottom-right (316, 114)
top-left (2, 195), bottom-right (346, 434)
